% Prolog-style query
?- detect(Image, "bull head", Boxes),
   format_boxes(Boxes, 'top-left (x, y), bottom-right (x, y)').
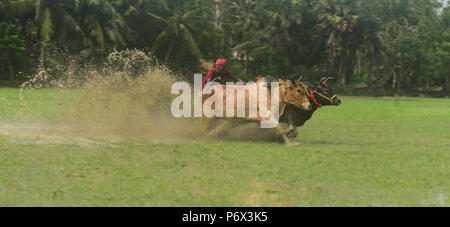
top-left (316, 77), bottom-right (341, 106)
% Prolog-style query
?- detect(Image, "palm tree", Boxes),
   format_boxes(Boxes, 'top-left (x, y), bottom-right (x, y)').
top-left (226, 0), bottom-right (304, 75)
top-left (215, 0), bottom-right (223, 29)
top-left (359, 1), bottom-right (383, 88)
top-left (0, 23), bottom-right (26, 80)
top-left (226, 0), bottom-right (272, 74)
top-left (5, 0), bottom-right (83, 69)
top-left (376, 0), bottom-right (420, 93)
top-left (146, 0), bottom-right (203, 65)
top-left (266, 0), bottom-right (305, 75)
top-left (37, 0), bottom-right (87, 67)
top-left (314, 0), bottom-right (360, 86)
top-left (5, 0), bottom-right (132, 61)
top-left (77, 0), bottom-right (133, 55)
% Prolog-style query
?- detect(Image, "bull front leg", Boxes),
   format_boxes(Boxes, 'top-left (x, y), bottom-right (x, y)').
top-left (274, 124), bottom-right (298, 146)
top-left (279, 114), bottom-right (297, 139)
top-left (258, 111), bottom-right (298, 146)
top-left (283, 113), bottom-right (296, 136)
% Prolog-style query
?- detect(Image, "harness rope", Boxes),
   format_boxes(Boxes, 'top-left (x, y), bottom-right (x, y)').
top-left (314, 92), bottom-right (337, 104)
top-left (303, 83), bottom-right (337, 108)
top-left (310, 90), bottom-right (322, 108)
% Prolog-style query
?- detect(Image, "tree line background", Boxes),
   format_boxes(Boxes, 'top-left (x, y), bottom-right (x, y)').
top-left (0, 0), bottom-right (449, 96)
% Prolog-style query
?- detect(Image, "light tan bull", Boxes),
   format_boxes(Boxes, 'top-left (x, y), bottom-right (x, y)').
top-left (201, 77), bottom-right (311, 145)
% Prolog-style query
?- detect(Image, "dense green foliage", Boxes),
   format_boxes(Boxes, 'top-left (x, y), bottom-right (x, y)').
top-left (0, 0), bottom-right (449, 93)
top-left (0, 23), bottom-right (26, 80)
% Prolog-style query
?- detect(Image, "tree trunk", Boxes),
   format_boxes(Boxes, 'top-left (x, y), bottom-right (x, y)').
top-left (40, 41), bottom-right (47, 70)
top-left (396, 69), bottom-right (402, 95)
top-left (240, 52), bottom-right (245, 72)
top-left (368, 54), bottom-right (374, 88)
top-left (327, 31), bottom-right (336, 78)
top-left (355, 50), bottom-right (360, 79)
top-left (244, 50), bottom-right (249, 75)
top-left (406, 71), bottom-right (413, 90)
top-left (338, 56), bottom-right (344, 86)
top-left (367, 62), bottom-right (373, 88)
top-left (165, 40), bottom-right (175, 65)
top-left (417, 73), bottom-right (423, 90)
top-left (277, 50), bottom-right (283, 76)
top-left (445, 74), bottom-right (449, 94)
top-left (338, 52), bottom-right (346, 86)
top-left (215, 0), bottom-right (222, 29)
top-left (445, 65), bottom-right (450, 94)
top-left (392, 70), bottom-right (397, 93)
top-left (8, 62), bottom-right (15, 81)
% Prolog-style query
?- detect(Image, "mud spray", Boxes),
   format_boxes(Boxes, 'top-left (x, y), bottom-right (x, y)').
top-left (3, 49), bottom-right (282, 143)
top-left (4, 49), bottom-right (203, 142)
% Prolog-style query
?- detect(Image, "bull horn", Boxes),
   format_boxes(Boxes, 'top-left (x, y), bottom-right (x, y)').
top-left (297, 75), bottom-right (304, 82)
top-left (320, 77), bottom-right (334, 83)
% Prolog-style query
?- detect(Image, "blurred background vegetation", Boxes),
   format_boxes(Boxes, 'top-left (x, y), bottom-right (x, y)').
top-left (0, 0), bottom-right (449, 96)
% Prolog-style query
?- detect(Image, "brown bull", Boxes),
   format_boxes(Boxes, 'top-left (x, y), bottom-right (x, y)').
top-left (201, 77), bottom-right (311, 145)
top-left (280, 77), bottom-right (342, 139)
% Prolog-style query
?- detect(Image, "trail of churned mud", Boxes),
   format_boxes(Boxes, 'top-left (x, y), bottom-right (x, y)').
top-left (0, 124), bottom-right (109, 147)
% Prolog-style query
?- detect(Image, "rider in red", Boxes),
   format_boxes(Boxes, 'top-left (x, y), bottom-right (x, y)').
top-left (201, 58), bottom-right (243, 89)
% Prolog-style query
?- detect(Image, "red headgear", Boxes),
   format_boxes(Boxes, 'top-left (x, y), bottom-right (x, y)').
top-left (215, 58), bottom-right (227, 68)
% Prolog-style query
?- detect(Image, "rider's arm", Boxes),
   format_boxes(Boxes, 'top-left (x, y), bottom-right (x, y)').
top-left (201, 68), bottom-right (216, 89)
top-left (223, 69), bottom-right (242, 83)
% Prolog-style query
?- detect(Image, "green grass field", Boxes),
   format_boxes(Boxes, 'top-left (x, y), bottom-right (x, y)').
top-left (0, 87), bottom-right (449, 206)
